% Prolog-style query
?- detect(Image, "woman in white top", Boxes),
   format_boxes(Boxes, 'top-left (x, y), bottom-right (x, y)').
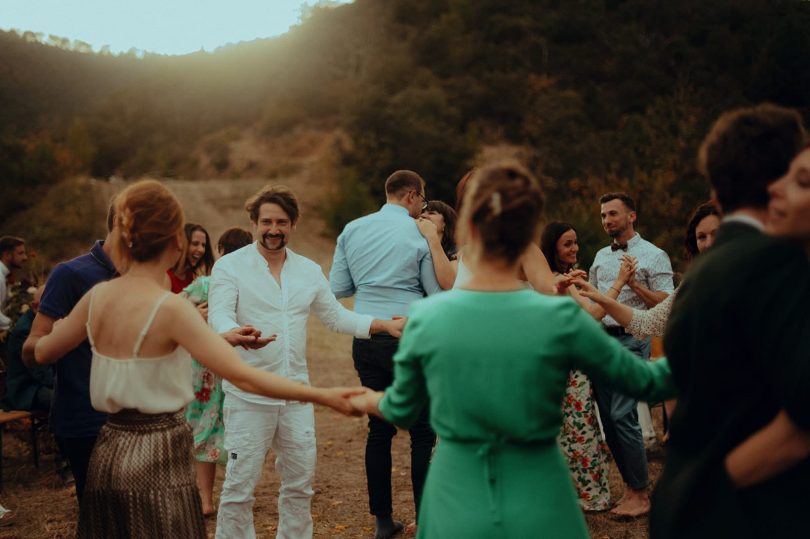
top-left (35, 180), bottom-right (364, 539)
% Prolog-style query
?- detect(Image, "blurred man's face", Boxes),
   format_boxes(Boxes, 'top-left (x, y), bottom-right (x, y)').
top-left (8, 245), bottom-right (27, 269)
top-left (600, 199), bottom-right (635, 239)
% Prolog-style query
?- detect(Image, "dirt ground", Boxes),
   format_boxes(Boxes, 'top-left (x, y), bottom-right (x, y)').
top-left (1, 169), bottom-right (666, 538)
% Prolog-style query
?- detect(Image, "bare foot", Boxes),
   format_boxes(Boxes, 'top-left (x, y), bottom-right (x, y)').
top-left (610, 493), bottom-right (650, 518)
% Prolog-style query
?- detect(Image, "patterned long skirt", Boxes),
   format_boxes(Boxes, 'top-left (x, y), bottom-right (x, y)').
top-left (558, 370), bottom-right (611, 511)
top-left (78, 409), bottom-right (205, 538)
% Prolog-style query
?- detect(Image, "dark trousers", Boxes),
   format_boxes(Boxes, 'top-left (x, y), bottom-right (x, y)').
top-left (32, 386), bottom-right (53, 412)
top-left (353, 336), bottom-right (436, 518)
top-left (55, 434), bottom-right (98, 503)
top-left (592, 333), bottom-right (651, 491)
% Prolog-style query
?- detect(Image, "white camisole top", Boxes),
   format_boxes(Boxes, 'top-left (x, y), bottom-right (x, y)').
top-left (87, 287), bottom-right (194, 414)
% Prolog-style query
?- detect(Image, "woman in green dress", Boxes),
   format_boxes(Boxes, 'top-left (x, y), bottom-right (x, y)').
top-left (351, 162), bottom-right (676, 538)
top-left (183, 227), bottom-right (254, 516)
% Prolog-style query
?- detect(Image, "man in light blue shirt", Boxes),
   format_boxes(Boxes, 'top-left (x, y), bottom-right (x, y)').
top-left (330, 170), bottom-right (440, 539)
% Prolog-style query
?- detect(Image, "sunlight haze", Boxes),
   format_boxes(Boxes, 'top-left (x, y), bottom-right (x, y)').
top-left (0, 0), bottom-right (349, 55)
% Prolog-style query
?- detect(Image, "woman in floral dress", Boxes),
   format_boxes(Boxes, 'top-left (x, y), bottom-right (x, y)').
top-left (183, 227), bottom-right (253, 516)
top-left (541, 222), bottom-right (634, 511)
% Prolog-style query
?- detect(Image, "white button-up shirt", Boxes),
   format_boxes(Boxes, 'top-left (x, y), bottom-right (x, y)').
top-left (209, 243), bottom-right (373, 406)
top-left (589, 233), bottom-right (674, 327)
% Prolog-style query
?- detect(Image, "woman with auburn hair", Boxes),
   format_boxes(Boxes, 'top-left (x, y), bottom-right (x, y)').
top-left (168, 223), bottom-right (214, 294)
top-left (34, 180), bottom-right (365, 538)
top-left (350, 163), bottom-right (675, 538)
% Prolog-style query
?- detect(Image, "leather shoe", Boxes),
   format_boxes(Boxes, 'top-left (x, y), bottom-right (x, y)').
top-left (375, 520), bottom-right (403, 539)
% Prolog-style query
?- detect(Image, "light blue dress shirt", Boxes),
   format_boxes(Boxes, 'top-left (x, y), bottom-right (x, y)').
top-left (330, 204), bottom-right (443, 319)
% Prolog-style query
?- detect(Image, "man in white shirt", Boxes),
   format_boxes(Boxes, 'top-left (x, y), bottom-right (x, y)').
top-left (209, 185), bottom-right (404, 539)
top-left (588, 193), bottom-right (674, 517)
top-left (0, 236), bottom-right (28, 331)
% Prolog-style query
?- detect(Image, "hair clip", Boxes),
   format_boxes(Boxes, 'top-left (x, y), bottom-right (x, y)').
top-left (490, 192), bottom-right (502, 216)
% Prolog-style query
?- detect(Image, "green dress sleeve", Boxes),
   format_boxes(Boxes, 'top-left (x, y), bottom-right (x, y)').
top-left (564, 301), bottom-right (677, 402)
top-left (378, 308), bottom-right (429, 429)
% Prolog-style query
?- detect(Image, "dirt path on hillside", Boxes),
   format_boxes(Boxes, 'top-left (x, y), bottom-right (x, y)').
top-left (2, 171), bottom-right (661, 538)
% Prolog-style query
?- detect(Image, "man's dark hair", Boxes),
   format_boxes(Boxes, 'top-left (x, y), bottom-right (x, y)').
top-left (698, 103), bottom-right (806, 213)
top-left (385, 170), bottom-right (425, 197)
top-left (599, 193), bottom-right (636, 213)
top-left (0, 236), bottom-right (25, 256)
top-left (245, 184), bottom-right (300, 224)
top-left (217, 227), bottom-right (253, 255)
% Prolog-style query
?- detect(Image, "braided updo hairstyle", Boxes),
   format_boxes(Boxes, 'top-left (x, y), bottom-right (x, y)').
top-left (110, 180), bottom-right (185, 272)
top-left (458, 162), bottom-right (544, 265)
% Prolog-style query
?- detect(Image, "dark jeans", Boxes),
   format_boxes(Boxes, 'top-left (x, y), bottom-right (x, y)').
top-left (592, 333), bottom-right (651, 491)
top-left (55, 434), bottom-right (98, 503)
top-left (353, 336), bottom-right (436, 518)
top-left (31, 386), bottom-right (53, 412)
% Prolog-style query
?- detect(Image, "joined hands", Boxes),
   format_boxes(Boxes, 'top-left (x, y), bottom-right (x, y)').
top-left (317, 386), bottom-right (383, 417)
top-left (222, 325), bottom-right (276, 349)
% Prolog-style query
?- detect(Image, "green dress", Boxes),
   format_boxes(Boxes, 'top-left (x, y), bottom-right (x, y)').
top-left (182, 277), bottom-right (227, 464)
top-left (379, 289), bottom-right (675, 539)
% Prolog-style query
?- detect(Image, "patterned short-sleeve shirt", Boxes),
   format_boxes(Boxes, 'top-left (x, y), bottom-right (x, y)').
top-left (588, 233), bottom-right (674, 327)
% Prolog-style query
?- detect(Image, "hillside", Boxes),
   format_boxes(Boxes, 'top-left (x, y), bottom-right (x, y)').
top-left (3, 0), bottom-right (810, 270)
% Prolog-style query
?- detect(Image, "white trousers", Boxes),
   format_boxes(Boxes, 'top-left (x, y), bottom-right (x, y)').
top-left (215, 394), bottom-right (316, 539)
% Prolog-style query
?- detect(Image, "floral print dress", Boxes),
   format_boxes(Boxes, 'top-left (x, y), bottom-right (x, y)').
top-left (182, 277), bottom-right (227, 464)
top-left (558, 370), bottom-right (610, 511)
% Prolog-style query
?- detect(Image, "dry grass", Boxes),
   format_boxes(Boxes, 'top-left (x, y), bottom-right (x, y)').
top-left (1, 326), bottom-right (666, 538)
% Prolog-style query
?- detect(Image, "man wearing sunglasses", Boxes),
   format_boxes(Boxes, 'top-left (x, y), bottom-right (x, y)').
top-left (330, 170), bottom-right (441, 539)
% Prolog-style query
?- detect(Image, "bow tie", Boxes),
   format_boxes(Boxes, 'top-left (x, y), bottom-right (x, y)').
top-left (611, 242), bottom-right (628, 252)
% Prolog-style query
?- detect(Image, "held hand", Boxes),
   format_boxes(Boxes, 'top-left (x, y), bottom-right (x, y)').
top-left (222, 325), bottom-right (276, 349)
top-left (553, 273), bottom-right (575, 295)
top-left (196, 301), bottom-right (209, 322)
top-left (416, 218), bottom-right (439, 241)
top-left (567, 269), bottom-right (588, 281)
top-left (348, 390), bottom-right (385, 416)
top-left (385, 316), bottom-right (407, 338)
top-left (572, 278), bottom-right (606, 303)
top-left (618, 256), bottom-right (637, 285)
top-left (319, 387), bottom-right (373, 417)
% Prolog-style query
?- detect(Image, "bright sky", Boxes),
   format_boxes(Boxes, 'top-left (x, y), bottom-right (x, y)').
top-left (0, 0), bottom-right (348, 55)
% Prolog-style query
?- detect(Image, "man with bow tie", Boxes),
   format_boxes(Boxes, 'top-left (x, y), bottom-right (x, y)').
top-left (587, 192), bottom-right (674, 517)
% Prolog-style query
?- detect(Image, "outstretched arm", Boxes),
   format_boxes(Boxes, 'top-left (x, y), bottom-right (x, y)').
top-left (725, 410), bottom-right (810, 487)
top-left (520, 243), bottom-right (555, 295)
top-left (170, 297), bottom-right (365, 416)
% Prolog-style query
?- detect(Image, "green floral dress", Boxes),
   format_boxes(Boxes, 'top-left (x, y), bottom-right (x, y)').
top-left (182, 277), bottom-right (227, 464)
top-left (559, 370), bottom-right (610, 511)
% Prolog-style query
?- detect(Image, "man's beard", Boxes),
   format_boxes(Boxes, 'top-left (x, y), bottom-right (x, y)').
top-left (607, 222), bottom-right (627, 238)
top-left (261, 233), bottom-right (287, 251)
